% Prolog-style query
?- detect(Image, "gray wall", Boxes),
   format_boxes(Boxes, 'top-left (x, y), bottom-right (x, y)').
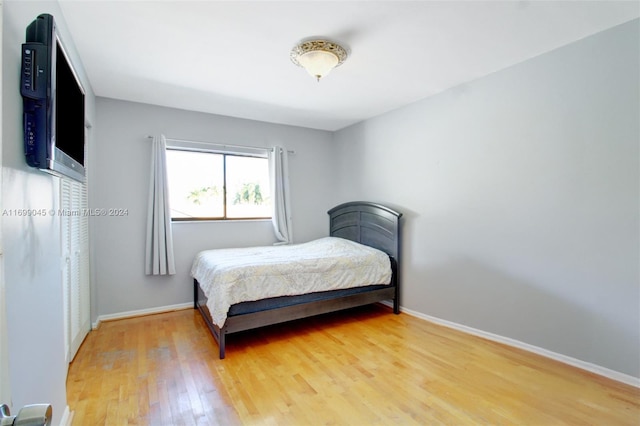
top-left (90, 98), bottom-right (336, 320)
top-left (333, 19), bottom-right (639, 378)
top-left (2, 1), bottom-right (95, 423)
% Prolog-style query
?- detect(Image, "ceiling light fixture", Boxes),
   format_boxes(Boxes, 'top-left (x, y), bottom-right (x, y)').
top-left (290, 39), bottom-right (348, 82)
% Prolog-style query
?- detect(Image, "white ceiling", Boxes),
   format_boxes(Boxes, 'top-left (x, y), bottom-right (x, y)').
top-left (58, 1), bottom-right (639, 131)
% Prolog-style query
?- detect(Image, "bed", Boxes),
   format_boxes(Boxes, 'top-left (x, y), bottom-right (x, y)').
top-left (192, 201), bottom-right (402, 358)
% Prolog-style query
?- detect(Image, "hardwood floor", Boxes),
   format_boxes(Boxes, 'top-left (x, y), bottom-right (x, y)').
top-left (67, 305), bottom-right (640, 425)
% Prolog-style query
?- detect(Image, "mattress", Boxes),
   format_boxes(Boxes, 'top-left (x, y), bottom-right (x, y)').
top-left (191, 237), bottom-right (392, 327)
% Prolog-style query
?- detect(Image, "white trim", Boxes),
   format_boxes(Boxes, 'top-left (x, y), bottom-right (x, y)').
top-left (381, 301), bottom-right (640, 388)
top-left (162, 137), bottom-right (270, 158)
top-left (59, 405), bottom-right (72, 426)
top-left (92, 302), bottom-right (192, 330)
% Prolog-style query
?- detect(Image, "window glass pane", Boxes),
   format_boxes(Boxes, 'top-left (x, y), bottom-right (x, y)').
top-left (166, 150), bottom-right (224, 219)
top-left (226, 155), bottom-right (272, 218)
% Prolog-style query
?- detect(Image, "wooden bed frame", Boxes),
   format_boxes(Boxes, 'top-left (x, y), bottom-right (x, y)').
top-left (194, 201), bottom-right (403, 358)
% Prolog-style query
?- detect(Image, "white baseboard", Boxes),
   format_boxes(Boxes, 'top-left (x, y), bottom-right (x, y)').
top-left (381, 301), bottom-right (640, 388)
top-left (59, 405), bottom-right (72, 426)
top-left (92, 302), bottom-right (192, 330)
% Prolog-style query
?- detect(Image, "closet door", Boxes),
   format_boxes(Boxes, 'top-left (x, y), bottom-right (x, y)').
top-left (61, 178), bottom-right (90, 363)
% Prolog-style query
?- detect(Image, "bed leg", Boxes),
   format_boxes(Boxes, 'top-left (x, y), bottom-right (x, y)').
top-left (219, 328), bottom-right (226, 359)
top-left (193, 279), bottom-right (198, 309)
top-left (391, 257), bottom-right (400, 315)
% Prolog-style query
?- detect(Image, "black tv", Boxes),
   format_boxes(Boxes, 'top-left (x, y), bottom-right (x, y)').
top-left (21, 13), bottom-right (86, 183)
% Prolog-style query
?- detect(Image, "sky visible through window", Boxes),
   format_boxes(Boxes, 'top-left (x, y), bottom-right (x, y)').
top-left (166, 150), bottom-right (271, 219)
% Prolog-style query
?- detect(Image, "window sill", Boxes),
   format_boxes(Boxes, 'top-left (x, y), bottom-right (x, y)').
top-left (171, 218), bottom-right (272, 224)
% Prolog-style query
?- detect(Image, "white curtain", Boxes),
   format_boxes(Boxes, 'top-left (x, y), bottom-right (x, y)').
top-left (145, 135), bottom-right (176, 275)
top-left (269, 146), bottom-right (293, 244)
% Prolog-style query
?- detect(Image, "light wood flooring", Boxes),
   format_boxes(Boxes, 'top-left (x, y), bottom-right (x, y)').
top-left (67, 305), bottom-right (640, 425)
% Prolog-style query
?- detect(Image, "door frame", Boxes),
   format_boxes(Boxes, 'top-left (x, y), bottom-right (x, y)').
top-left (0, 0), bottom-right (13, 408)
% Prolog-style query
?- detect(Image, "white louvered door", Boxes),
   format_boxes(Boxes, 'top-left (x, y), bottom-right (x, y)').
top-left (61, 176), bottom-right (90, 363)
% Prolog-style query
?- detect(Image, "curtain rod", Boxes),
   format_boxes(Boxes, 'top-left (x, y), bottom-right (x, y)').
top-left (146, 136), bottom-right (295, 154)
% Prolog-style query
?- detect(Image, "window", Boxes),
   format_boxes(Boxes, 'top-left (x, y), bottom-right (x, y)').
top-left (166, 148), bottom-right (271, 220)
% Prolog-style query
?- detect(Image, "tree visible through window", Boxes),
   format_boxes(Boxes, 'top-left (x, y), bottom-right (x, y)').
top-left (166, 149), bottom-right (271, 220)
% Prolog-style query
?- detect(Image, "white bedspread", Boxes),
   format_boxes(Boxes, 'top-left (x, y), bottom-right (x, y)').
top-left (191, 237), bottom-right (391, 327)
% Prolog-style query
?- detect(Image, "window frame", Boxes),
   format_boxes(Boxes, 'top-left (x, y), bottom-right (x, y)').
top-left (166, 146), bottom-right (272, 222)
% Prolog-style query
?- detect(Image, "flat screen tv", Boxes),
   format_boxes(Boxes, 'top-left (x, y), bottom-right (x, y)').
top-left (21, 13), bottom-right (86, 183)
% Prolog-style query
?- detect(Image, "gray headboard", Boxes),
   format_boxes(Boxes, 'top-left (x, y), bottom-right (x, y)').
top-left (328, 202), bottom-right (402, 260)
